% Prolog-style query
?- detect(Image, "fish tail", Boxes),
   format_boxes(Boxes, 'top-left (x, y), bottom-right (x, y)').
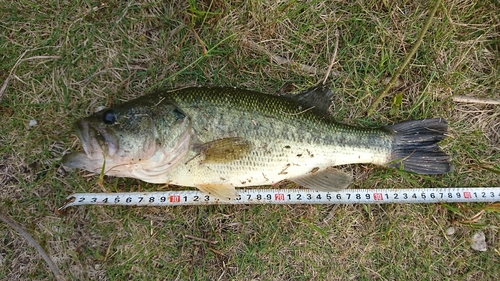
top-left (385, 118), bottom-right (453, 174)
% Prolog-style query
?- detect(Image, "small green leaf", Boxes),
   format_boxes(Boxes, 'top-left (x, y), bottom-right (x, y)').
top-left (390, 92), bottom-right (403, 115)
top-left (393, 92), bottom-right (403, 106)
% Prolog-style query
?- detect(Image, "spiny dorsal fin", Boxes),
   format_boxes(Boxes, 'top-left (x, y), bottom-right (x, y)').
top-left (289, 168), bottom-right (352, 192)
top-left (196, 184), bottom-right (239, 201)
top-left (279, 83), bottom-right (334, 118)
top-left (200, 137), bottom-right (251, 163)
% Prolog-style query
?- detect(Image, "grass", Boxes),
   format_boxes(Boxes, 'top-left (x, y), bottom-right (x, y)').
top-left (1, 0), bottom-right (499, 280)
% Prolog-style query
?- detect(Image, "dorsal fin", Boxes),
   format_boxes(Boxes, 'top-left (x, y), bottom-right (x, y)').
top-left (279, 83), bottom-right (334, 118)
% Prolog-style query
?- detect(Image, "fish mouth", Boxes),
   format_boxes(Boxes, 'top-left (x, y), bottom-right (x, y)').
top-left (62, 119), bottom-right (119, 171)
top-left (74, 119), bottom-right (119, 159)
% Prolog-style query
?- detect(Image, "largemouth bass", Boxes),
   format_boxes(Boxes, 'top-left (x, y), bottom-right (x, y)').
top-left (62, 85), bottom-right (453, 199)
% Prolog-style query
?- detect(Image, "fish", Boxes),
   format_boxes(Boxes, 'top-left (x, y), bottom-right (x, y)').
top-left (62, 84), bottom-right (453, 199)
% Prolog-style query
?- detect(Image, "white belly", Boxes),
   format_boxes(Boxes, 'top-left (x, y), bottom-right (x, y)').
top-left (164, 141), bottom-right (390, 188)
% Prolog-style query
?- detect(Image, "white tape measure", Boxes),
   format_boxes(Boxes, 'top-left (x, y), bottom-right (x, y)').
top-left (58, 187), bottom-right (500, 210)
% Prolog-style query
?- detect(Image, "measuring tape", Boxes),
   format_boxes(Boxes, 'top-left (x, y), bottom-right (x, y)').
top-left (58, 187), bottom-right (500, 210)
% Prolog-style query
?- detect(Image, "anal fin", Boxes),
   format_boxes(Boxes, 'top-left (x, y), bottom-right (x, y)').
top-left (290, 168), bottom-right (352, 192)
top-left (197, 184), bottom-right (239, 201)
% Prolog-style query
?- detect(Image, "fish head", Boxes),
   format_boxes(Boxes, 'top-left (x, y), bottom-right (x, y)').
top-left (62, 98), bottom-right (192, 178)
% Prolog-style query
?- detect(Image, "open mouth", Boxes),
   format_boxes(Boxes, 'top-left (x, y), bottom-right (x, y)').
top-left (75, 119), bottom-right (118, 159)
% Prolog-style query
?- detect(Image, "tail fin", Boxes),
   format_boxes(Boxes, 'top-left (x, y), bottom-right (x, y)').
top-left (385, 118), bottom-right (453, 174)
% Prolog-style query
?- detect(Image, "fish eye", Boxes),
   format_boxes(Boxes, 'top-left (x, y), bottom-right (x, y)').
top-left (102, 110), bottom-right (117, 125)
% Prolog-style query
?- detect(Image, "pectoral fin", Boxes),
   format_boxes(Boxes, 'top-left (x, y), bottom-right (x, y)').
top-left (201, 137), bottom-right (251, 163)
top-left (197, 184), bottom-right (239, 201)
top-left (290, 168), bottom-right (352, 192)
